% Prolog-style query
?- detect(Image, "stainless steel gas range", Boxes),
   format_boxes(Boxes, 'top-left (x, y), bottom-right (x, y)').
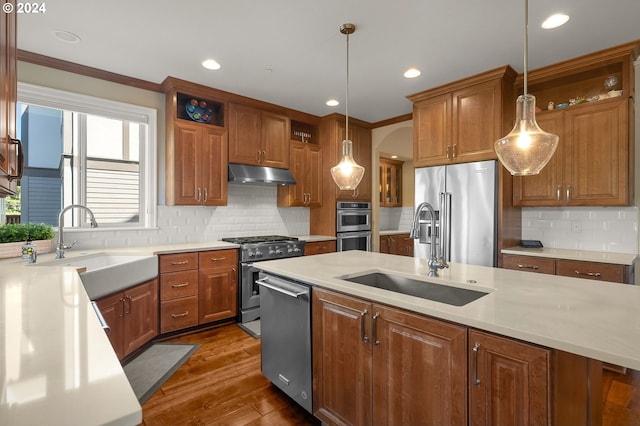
top-left (221, 235), bottom-right (305, 323)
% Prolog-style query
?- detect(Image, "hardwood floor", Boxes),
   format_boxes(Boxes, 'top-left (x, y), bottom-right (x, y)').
top-left (140, 324), bottom-right (319, 426)
top-left (141, 324), bottom-right (639, 426)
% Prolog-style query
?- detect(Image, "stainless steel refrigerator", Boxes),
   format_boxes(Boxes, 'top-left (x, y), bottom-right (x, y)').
top-left (414, 160), bottom-right (498, 267)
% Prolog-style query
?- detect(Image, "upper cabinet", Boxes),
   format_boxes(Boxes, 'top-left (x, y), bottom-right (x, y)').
top-left (379, 157), bottom-right (403, 207)
top-left (408, 66), bottom-right (517, 168)
top-left (228, 103), bottom-right (290, 169)
top-left (513, 42), bottom-right (638, 207)
top-left (277, 140), bottom-right (322, 207)
top-left (334, 118), bottom-right (372, 201)
top-left (0, 2), bottom-right (22, 197)
top-left (163, 80), bottom-right (228, 206)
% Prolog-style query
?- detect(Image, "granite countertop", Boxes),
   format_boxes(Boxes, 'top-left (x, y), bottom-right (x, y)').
top-left (502, 246), bottom-right (637, 266)
top-left (255, 250), bottom-right (640, 371)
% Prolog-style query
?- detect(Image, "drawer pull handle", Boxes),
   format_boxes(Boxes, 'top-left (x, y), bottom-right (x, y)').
top-left (472, 342), bottom-right (481, 386)
top-left (575, 270), bottom-right (601, 277)
top-left (171, 282), bottom-right (190, 288)
top-left (171, 260), bottom-right (190, 265)
top-left (171, 311), bottom-right (190, 318)
top-left (360, 309), bottom-right (369, 343)
top-left (372, 313), bottom-right (380, 346)
top-left (211, 257), bottom-right (227, 261)
top-left (516, 263), bottom-right (539, 270)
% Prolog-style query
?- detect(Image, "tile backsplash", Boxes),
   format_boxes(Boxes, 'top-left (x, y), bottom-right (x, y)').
top-left (60, 185), bottom-right (310, 250)
top-left (522, 207), bottom-right (638, 254)
top-left (379, 207), bottom-right (414, 232)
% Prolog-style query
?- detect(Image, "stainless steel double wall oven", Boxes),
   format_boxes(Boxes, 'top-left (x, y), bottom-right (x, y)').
top-left (336, 201), bottom-right (371, 252)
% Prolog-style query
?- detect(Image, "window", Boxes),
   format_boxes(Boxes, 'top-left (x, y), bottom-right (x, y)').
top-left (14, 82), bottom-right (157, 229)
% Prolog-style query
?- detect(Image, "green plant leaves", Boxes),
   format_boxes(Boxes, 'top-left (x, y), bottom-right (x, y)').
top-left (0, 223), bottom-right (55, 243)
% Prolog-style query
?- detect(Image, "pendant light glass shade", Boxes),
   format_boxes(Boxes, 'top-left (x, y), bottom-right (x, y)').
top-left (495, 0), bottom-right (559, 175)
top-left (495, 94), bottom-right (559, 175)
top-left (331, 23), bottom-right (365, 190)
top-left (331, 138), bottom-right (365, 189)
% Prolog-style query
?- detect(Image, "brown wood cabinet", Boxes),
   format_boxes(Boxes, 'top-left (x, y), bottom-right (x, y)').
top-left (312, 287), bottom-right (467, 426)
top-left (379, 233), bottom-right (413, 257)
top-left (0, 1), bottom-right (21, 197)
top-left (379, 158), bottom-right (403, 207)
top-left (514, 99), bottom-right (631, 206)
top-left (469, 329), bottom-right (550, 426)
top-left (159, 249), bottom-right (238, 333)
top-left (513, 42), bottom-right (637, 207)
top-left (335, 120), bottom-right (372, 201)
top-left (277, 141), bottom-right (322, 207)
top-left (304, 240), bottom-right (336, 256)
top-left (228, 103), bottom-right (290, 169)
top-left (198, 249), bottom-right (238, 324)
top-left (96, 278), bottom-right (159, 360)
top-left (408, 66), bottom-right (516, 168)
top-left (168, 121), bottom-right (228, 206)
top-left (502, 253), bottom-right (632, 284)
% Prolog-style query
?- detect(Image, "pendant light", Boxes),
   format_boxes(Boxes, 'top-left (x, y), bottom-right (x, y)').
top-left (494, 0), bottom-right (559, 176)
top-left (331, 23), bottom-right (365, 190)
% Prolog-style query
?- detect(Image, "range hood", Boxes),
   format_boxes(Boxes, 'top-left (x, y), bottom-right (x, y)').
top-left (228, 163), bottom-right (296, 186)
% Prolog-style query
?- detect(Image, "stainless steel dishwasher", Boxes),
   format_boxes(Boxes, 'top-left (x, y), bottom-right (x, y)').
top-left (257, 272), bottom-right (313, 413)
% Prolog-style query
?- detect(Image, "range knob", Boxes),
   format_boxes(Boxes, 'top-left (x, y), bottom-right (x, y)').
top-left (292, 247), bottom-right (301, 253)
top-left (275, 249), bottom-right (283, 255)
top-left (248, 251), bottom-right (255, 258)
top-left (255, 250), bottom-right (263, 258)
top-left (268, 249), bottom-right (275, 255)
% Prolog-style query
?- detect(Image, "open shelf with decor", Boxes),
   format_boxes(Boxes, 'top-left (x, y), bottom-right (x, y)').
top-left (176, 92), bottom-right (224, 127)
top-left (291, 120), bottom-right (316, 144)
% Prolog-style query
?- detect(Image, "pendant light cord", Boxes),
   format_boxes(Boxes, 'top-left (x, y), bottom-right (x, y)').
top-left (345, 30), bottom-right (350, 142)
top-left (523, 0), bottom-right (528, 96)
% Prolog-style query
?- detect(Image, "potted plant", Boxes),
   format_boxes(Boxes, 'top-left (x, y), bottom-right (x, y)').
top-left (0, 222), bottom-right (55, 259)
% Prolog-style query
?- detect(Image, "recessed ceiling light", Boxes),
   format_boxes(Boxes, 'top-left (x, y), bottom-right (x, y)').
top-left (202, 59), bottom-right (221, 70)
top-left (541, 13), bottom-right (570, 29)
top-left (390, 155), bottom-right (398, 159)
top-left (404, 67), bottom-right (421, 78)
top-left (326, 99), bottom-right (339, 107)
top-left (52, 30), bottom-right (81, 44)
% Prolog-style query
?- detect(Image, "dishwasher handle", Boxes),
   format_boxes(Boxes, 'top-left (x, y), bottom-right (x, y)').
top-left (91, 301), bottom-right (111, 334)
top-left (256, 277), bottom-right (309, 300)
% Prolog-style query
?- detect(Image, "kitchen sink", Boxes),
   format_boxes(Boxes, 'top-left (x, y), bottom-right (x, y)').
top-left (36, 253), bottom-right (158, 299)
top-left (340, 272), bottom-right (488, 306)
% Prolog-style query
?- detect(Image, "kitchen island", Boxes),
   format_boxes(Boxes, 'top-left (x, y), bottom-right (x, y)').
top-left (255, 250), bottom-right (640, 425)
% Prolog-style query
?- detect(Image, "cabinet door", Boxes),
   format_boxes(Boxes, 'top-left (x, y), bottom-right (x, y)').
top-left (413, 93), bottom-right (451, 167)
top-left (228, 103), bottom-right (262, 165)
top-left (372, 304), bottom-right (467, 426)
top-left (280, 141), bottom-right (307, 206)
top-left (512, 113), bottom-right (565, 206)
top-left (304, 240), bottom-right (336, 256)
top-left (306, 143), bottom-right (323, 206)
top-left (469, 330), bottom-right (550, 426)
top-left (312, 288), bottom-right (372, 426)
top-left (96, 292), bottom-right (125, 360)
top-left (200, 126), bottom-right (228, 206)
top-left (566, 99), bottom-right (629, 206)
top-left (380, 159), bottom-right (403, 207)
top-left (198, 267), bottom-right (238, 324)
top-left (261, 111), bottom-right (290, 168)
top-left (123, 279), bottom-right (159, 357)
top-left (172, 122), bottom-right (202, 205)
top-left (452, 79), bottom-right (501, 163)
top-left (379, 236), bottom-right (392, 254)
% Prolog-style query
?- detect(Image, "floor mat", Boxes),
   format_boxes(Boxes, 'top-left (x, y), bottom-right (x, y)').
top-left (123, 342), bottom-right (199, 404)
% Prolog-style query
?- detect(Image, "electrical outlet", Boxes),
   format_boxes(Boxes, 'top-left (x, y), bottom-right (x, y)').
top-left (571, 221), bottom-right (582, 233)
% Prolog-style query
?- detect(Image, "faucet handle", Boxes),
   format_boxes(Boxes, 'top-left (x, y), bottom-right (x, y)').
top-left (64, 240), bottom-right (78, 250)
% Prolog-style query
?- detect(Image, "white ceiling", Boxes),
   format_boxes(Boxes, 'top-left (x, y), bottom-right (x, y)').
top-left (16, 0), bottom-right (640, 123)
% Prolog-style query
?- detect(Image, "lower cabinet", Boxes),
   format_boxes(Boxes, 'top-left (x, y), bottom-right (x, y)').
top-left (96, 278), bottom-right (159, 360)
top-left (312, 287), bottom-right (467, 426)
top-left (313, 287), bottom-right (600, 426)
top-left (379, 233), bottom-right (413, 257)
top-left (198, 250), bottom-right (238, 324)
top-left (304, 240), bottom-right (337, 256)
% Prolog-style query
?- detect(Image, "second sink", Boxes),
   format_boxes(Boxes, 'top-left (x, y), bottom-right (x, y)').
top-left (340, 272), bottom-right (488, 306)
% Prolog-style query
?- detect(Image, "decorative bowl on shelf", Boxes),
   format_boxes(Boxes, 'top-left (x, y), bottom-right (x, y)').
top-left (555, 102), bottom-right (569, 109)
top-left (185, 98), bottom-right (213, 123)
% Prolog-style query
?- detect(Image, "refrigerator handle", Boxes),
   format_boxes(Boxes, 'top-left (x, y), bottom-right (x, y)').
top-left (440, 192), bottom-right (452, 262)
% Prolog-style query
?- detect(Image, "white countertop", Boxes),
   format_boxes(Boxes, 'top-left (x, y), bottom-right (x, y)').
top-left (255, 250), bottom-right (640, 371)
top-left (379, 230), bottom-right (410, 236)
top-left (502, 246), bottom-right (637, 266)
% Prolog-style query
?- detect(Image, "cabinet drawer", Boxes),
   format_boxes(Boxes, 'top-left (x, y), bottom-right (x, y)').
top-left (555, 260), bottom-right (624, 283)
top-left (304, 240), bottom-right (336, 256)
top-left (502, 254), bottom-right (556, 274)
top-left (160, 296), bottom-right (198, 333)
top-left (198, 249), bottom-right (237, 269)
top-left (160, 270), bottom-right (198, 300)
top-left (159, 252), bottom-right (199, 273)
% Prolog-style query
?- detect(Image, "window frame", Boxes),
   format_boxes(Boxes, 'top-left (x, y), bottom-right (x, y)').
top-left (17, 82), bottom-right (158, 230)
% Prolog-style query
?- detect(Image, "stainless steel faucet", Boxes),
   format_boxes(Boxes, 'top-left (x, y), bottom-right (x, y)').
top-left (56, 204), bottom-right (99, 259)
top-left (410, 202), bottom-right (449, 277)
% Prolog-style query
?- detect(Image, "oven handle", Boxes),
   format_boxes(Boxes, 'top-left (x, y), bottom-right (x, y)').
top-left (256, 278), bottom-right (308, 299)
